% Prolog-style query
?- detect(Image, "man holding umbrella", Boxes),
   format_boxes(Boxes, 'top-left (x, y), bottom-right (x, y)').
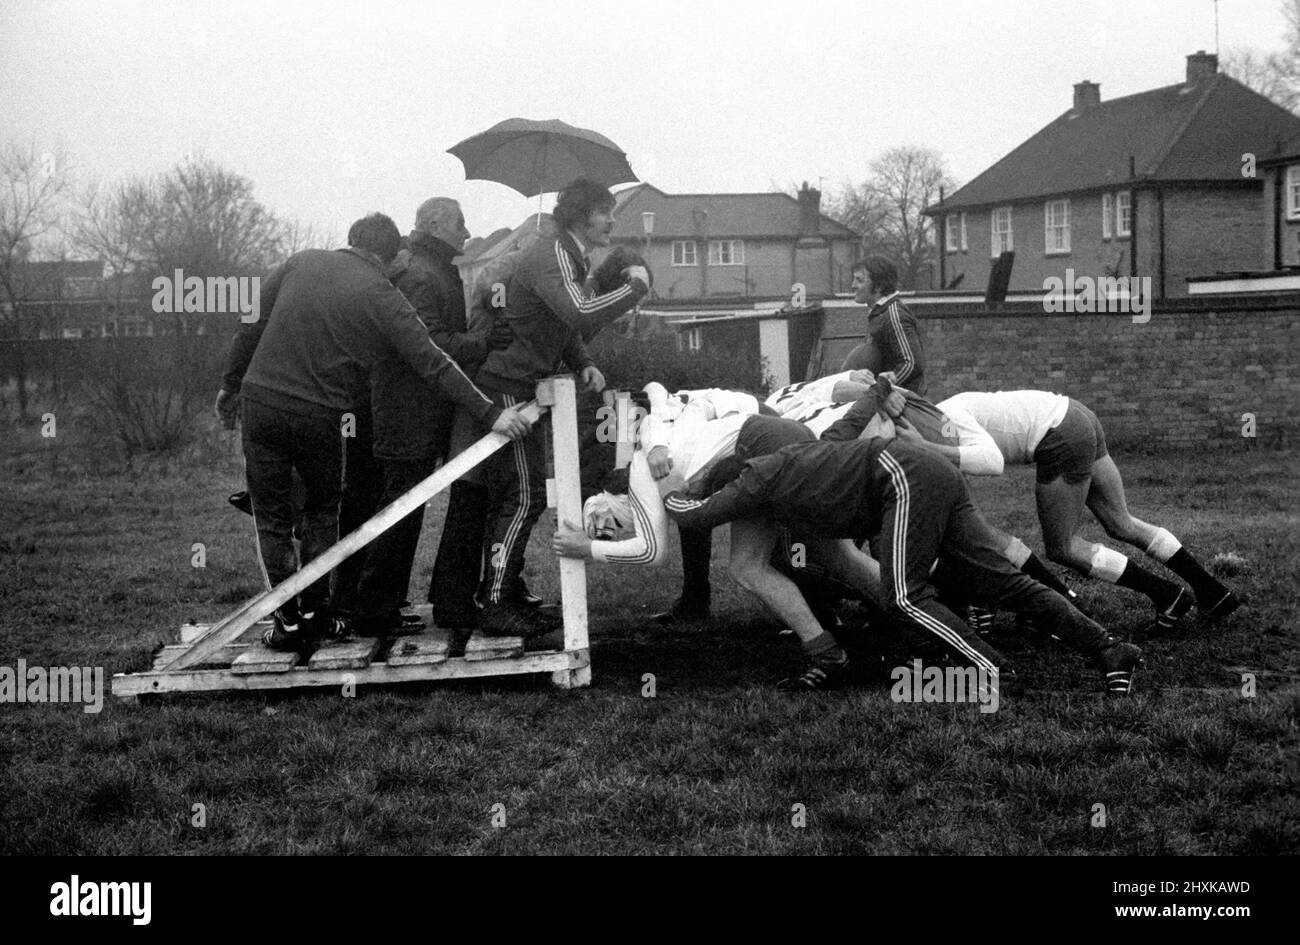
top-left (433, 178), bottom-right (650, 636)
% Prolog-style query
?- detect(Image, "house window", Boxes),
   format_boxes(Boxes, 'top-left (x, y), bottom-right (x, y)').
top-left (708, 240), bottom-right (744, 266)
top-left (1288, 166), bottom-right (1300, 221)
top-left (679, 326), bottom-right (703, 352)
top-left (1045, 199), bottom-right (1071, 254)
top-left (991, 207), bottom-right (1014, 257)
top-left (945, 213), bottom-right (968, 253)
top-left (672, 240), bottom-right (697, 266)
top-left (1102, 194), bottom-right (1113, 240)
top-left (1115, 192), bottom-right (1131, 237)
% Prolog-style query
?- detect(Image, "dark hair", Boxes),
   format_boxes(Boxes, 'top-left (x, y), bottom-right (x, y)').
top-left (862, 255), bottom-right (898, 295)
top-left (347, 212), bottom-right (402, 264)
top-left (553, 178), bottom-right (615, 231)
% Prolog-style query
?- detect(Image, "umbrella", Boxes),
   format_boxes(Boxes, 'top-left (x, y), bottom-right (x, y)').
top-left (447, 118), bottom-right (637, 198)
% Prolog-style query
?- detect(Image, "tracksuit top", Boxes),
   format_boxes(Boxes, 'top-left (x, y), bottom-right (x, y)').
top-left (664, 437), bottom-right (891, 538)
top-left (474, 229), bottom-right (647, 397)
top-left (841, 292), bottom-right (927, 395)
top-left (222, 248), bottom-right (498, 429)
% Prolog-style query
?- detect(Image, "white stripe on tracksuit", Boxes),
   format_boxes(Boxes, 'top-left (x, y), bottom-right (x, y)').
top-left (884, 301), bottom-right (915, 385)
top-left (489, 392), bottom-right (533, 601)
top-left (877, 450), bottom-right (998, 675)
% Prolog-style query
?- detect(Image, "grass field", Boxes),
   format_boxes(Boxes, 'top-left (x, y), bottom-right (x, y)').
top-left (1, 404), bottom-right (1297, 855)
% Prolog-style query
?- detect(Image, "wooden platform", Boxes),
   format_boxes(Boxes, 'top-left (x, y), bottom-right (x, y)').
top-left (113, 607), bottom-right (590, 699)
top-left (109, 377), bottom-right (593, 701)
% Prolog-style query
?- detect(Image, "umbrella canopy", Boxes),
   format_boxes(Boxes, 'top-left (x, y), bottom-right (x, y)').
top-left (448, 118), bottom-right (637, 198)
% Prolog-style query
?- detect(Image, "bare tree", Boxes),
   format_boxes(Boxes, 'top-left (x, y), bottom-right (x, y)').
top-left (0, 142), bottom-right (72, 419)
top-left (824, 145), bottom-right (958, 290)
top-left (1222, 0), bottom-right (1300, 113)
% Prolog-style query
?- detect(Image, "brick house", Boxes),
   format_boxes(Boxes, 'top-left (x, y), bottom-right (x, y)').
top-left (4, 259), bottom-right (171, 339)
top-left (605, 182), bottom-right (860, 300)
top-left (925, 51), bottom-right (1300, 299)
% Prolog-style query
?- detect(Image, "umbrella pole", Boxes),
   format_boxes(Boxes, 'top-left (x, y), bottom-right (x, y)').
top-left (535, 193), bottom-right (542, 230)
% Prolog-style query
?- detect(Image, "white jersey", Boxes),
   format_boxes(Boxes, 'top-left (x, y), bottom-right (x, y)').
top-left (639, 384), bottom-right (759, 490)
top-left (937, 391), bottom-right (1069, 467)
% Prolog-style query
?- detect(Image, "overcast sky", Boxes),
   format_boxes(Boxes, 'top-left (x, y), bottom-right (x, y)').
top-left (1, 0), bottom-right (1291, 245)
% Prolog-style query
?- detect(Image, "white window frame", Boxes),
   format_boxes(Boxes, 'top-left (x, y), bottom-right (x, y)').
top-left (991, 206), bottom-right (1014, 257)
top-left (708, 239), bottom-right (744, 266)
top-left (1102, 194), bottom-right (1114, 240)
top-left (1288, 166), bottom-right (1300, 221)
top-left (671, 240), bottom-right (697, 266)
top-left (679, 326), bottom-right (703, 352)
top-left (1115, 191), bottom-right (1131, 238)
top-left (945, 213), bottom-right (969, 253)
top-left (1045, 199), bottom-right (1071, 255)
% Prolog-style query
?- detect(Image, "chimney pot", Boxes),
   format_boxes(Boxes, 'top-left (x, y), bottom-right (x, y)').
top-left (1073, 80), bottom-right (1101, 110)
top-left (1187, 50), bottom-right (1218, 83)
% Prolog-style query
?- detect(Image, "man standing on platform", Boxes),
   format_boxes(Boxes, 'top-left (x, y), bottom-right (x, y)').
top-left (430, 178), bottom-right (649, 637)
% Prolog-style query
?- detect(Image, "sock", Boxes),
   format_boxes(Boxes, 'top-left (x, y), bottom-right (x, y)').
top-left (1020, 551), bottom-right (1072, 597)
top-left (802, 630), bottom-right (845, 662)
top-left (1164, 547), bottom-right (1229, 604)
top-left (1115, 560), bottom-right (1181, 607)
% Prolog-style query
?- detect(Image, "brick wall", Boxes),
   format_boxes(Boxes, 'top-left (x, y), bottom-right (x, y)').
top-left (818, 295), bottom-right (1299, 449)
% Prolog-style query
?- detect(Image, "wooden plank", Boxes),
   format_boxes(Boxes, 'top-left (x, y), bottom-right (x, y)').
top-left (464, 631), bottom-right (524, 661)
top-left (152, 642), bottom-right (252, 671)
top-left (385, 629), bottom-right (452, 666)
top-left (308, 637), bottom-right (380, 671)
top-left (230, 646), bottom-right (300, 674)
top-left (165, 401), bottom-right (545, 672)
top-left (111, 649), bottom-right (589, 698)
top-left (548, 376), bottom-right (591, 665)
top-left (180, 621), bottom-right (270, 645)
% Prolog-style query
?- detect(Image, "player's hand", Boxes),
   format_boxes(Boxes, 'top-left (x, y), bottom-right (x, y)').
top-left (552, 520), bottom-right (592, 559)
top-left (880, 371), bottom-right (899, 387)
top-left (487, 321), bottom-right (514, 350)
top-left (883, 388), bottom-right (907, 419)
top-left (581, 365), bottom-right (606, 393)
top-left (647, 445), bottom-right (673, 480)
top-left (891, 418), bottom-right (924, 445)
top-left (622, 265), bottom-right (650, 288)
top-left (492, 406), bottom-right (532, 441)
top-left (215, 389), bottom-right (240, 430)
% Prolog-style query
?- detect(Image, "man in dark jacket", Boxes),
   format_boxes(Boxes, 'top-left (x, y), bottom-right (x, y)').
top-left (348, 198), bottom-right (515, 635)
top-left (216, 213), bottom-right (531, 650)
top-left (838, 257), bottom-right (927, 396)
top-left (431, 178), bottom-right (650, 636)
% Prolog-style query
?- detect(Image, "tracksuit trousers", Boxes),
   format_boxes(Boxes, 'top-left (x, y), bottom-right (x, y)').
top-left (871, 442), bottom-right (1113, 674)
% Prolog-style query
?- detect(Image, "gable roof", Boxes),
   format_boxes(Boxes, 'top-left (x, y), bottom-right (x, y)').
top-left (611, 183), bottom-right (858, 239)
top-left (930, 74), bottom-right (1300, 212)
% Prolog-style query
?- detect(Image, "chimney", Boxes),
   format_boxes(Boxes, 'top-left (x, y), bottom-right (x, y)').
top-left (797, 181), bottom-right (821, 236)
top-left (1073, 80), bottom-right (1100, 110)
top-left (1186, 50), bottom-right (1218, 84)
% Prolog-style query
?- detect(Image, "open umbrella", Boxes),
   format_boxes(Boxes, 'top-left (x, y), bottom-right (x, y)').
top-left (448, 118), bottom-right (637, 198)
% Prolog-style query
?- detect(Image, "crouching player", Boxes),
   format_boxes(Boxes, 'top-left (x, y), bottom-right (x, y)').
top-left (931, 390), bottom-right (1241, 630)
top-left (663, 435), bottom-right (1145, 697)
